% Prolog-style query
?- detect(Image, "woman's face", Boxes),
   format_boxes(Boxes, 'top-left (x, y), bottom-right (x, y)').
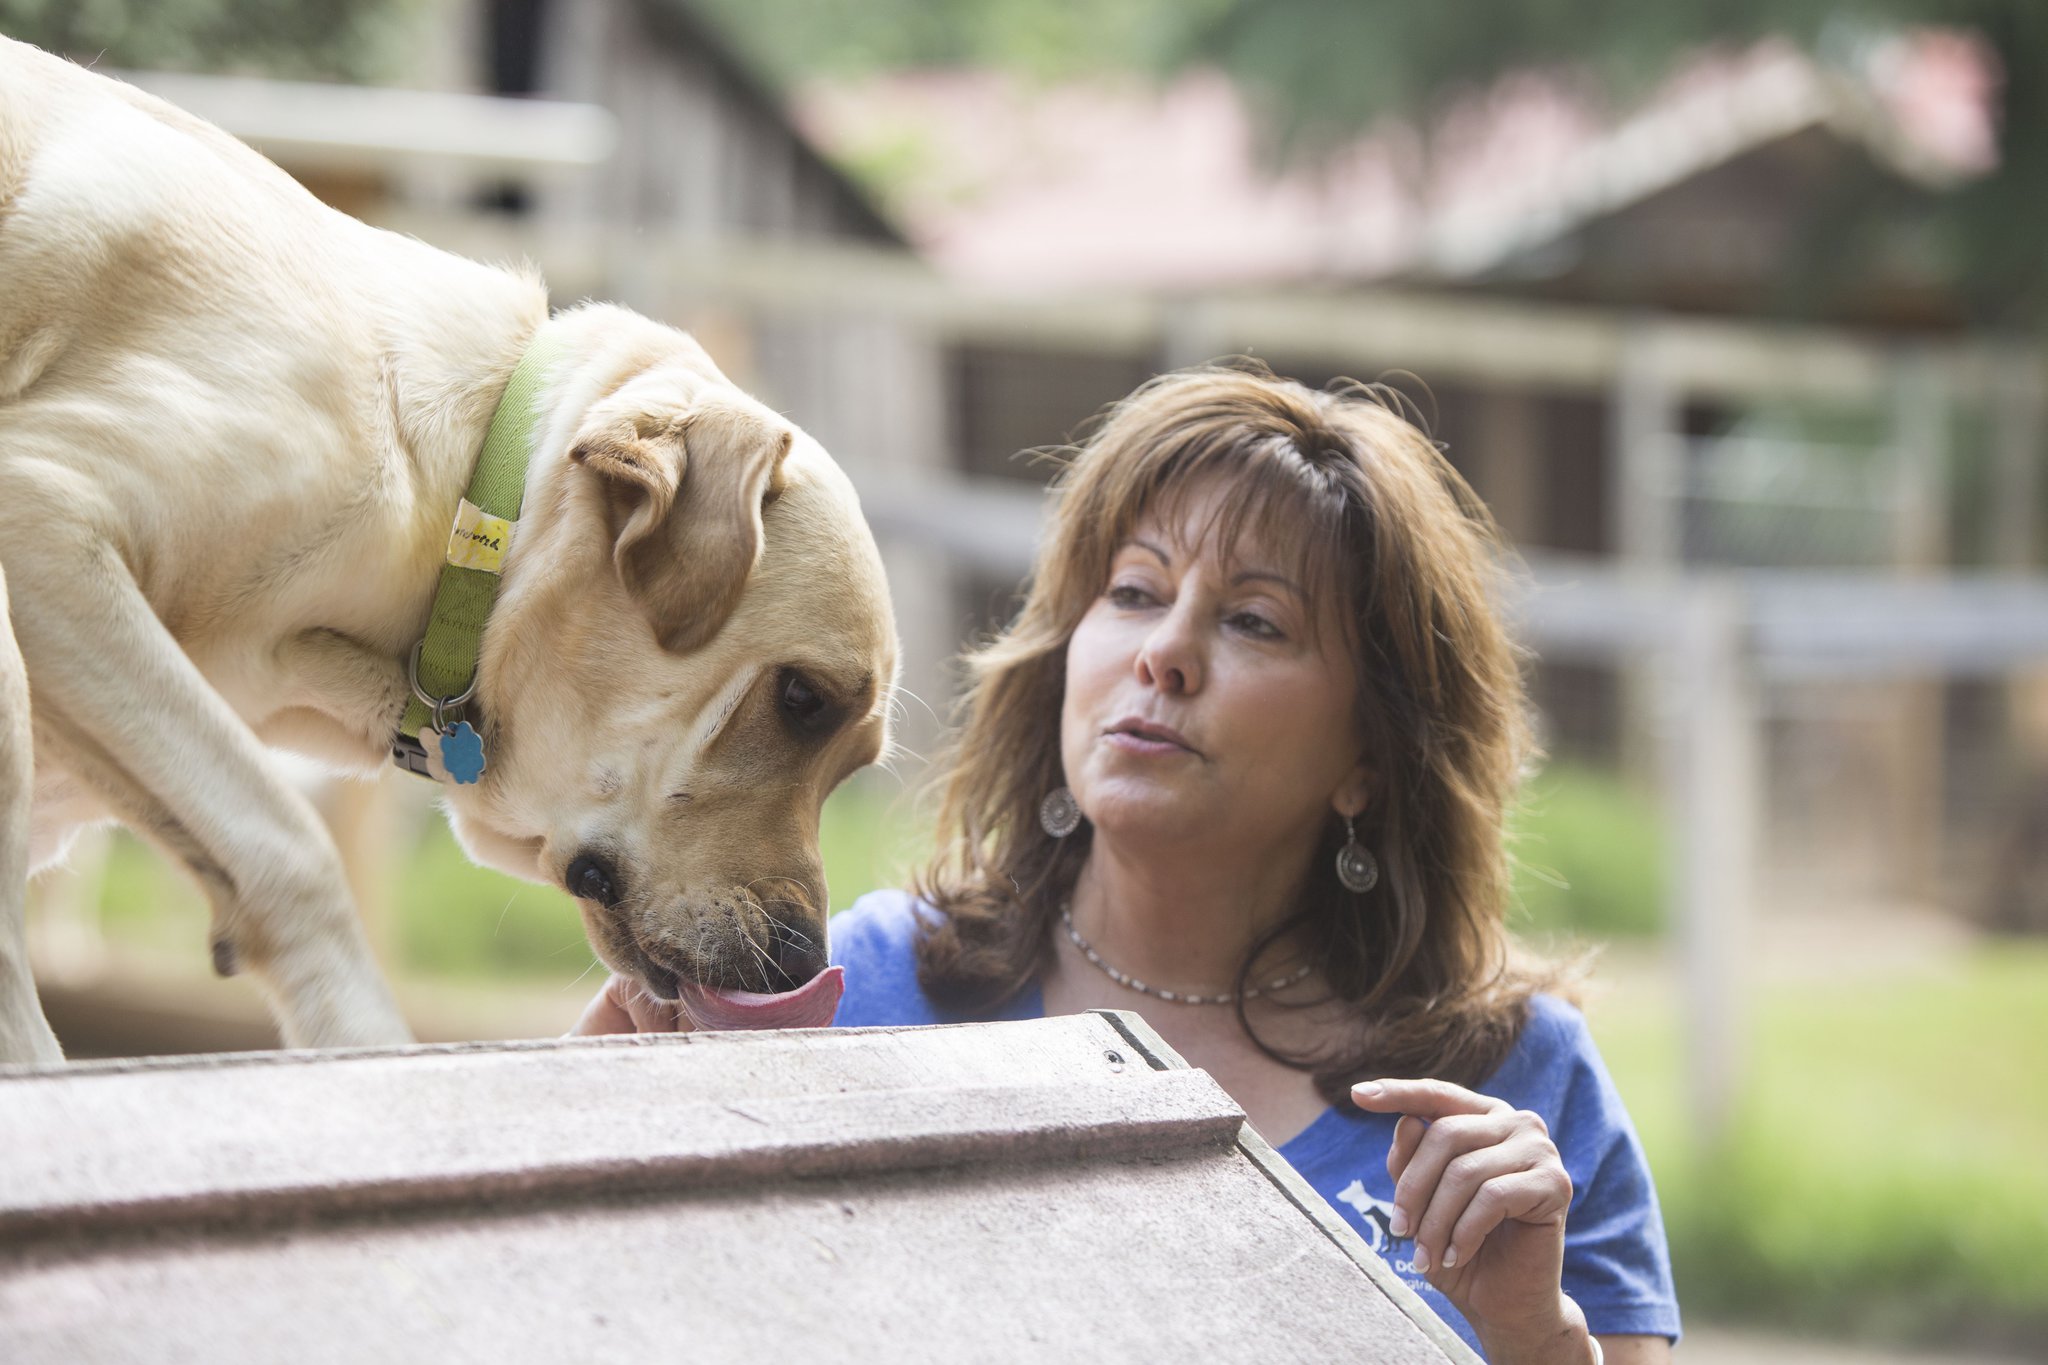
top-left (1060, 479), bottom-right (1371, 863)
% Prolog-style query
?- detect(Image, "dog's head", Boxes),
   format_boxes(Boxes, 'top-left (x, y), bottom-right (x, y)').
top-left (442, 311), bottom-right (897, 1022)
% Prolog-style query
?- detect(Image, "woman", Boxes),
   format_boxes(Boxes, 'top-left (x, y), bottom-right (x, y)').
top-left (578, 364), bottom-right (1680, 1363)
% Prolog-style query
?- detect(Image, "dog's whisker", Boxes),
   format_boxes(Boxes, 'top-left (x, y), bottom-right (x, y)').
top-left (738, 932), bottom-right (778, 993)
top-left (878, 738), bottom-right (927, 772)
top-left (563, 955), bottom-right (602, 991)
top-left (893, 685), bottom-right (941, 726)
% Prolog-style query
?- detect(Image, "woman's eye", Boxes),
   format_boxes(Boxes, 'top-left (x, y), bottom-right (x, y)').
top-left (1106, 583), bottom-right (1155, 608)
top-left (1230, 611), bottom-right (1282, 639)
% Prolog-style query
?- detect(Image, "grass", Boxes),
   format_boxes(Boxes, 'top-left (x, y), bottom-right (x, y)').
top-left (1587, 944), bottom-right (2048, 1351)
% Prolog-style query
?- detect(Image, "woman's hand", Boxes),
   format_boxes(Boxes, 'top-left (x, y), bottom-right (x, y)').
top-left (1352, 1077), bottom-right (1593, 1363)
top-left (567, 973), bottom-right (691, 1036)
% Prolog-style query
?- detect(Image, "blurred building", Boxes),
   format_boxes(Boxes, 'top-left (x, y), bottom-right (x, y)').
top-left (65, 4), bottom-right (2048, 936)
top-left (788, 33), bottom-right (2046, 927)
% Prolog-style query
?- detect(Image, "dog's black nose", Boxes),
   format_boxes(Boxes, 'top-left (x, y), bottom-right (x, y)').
top-left (564, 852), bottom-right (622, 909)
top-left (769, 918), bottom-right (829, 989)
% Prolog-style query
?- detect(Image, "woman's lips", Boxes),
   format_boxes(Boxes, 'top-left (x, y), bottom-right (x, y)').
top-left (1104, 718), bottom-right (1196, 755)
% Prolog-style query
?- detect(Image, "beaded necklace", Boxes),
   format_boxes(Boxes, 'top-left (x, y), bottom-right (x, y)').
top-left (1059, 906), bottom-right (1314, 1006)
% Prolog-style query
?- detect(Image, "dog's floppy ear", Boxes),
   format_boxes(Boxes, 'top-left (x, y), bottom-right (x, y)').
top-left (571, 398), bottom-right (795, 652)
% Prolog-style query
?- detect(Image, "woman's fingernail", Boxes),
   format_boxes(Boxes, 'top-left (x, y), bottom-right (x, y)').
top-left (1355, 1082), bottom-right (1384, 1100)
top-left (1413, 1244), bottom-right (1431, 1273)
top-left (1441, 1246), bottom-right (1459, 1269)
top-left (1389, 1208), bottom-right (1410, 1239)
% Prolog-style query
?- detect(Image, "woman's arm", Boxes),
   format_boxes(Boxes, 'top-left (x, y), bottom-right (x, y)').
top-left (1596, 1336), bottom-right (1671, 1363)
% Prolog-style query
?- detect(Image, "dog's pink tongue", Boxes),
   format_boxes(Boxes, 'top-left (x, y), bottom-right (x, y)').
top-left (674, 965), bottom-right (844, 1031)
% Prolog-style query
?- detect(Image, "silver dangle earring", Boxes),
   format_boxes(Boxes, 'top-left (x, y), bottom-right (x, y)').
top-left (1039, 786), bottom-right (1083, 839)
top-left (1336, 814), bottom-right (1379, 893)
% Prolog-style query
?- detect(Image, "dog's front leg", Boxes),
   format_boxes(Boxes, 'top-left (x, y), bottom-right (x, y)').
top-left (0, 562), bottom-right (64, 1065)
top-left (9, 541), bottom-right (410, 1050)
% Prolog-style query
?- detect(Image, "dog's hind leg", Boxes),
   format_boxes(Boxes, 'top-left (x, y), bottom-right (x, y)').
top-left (9, 538), bottom-right (410, 1050)
top-left (0, 562), bottom-right (64, 1064)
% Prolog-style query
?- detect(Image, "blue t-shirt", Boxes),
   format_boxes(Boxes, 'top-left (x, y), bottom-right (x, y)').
top-left (830, 890), bottom-right (1682, 1357)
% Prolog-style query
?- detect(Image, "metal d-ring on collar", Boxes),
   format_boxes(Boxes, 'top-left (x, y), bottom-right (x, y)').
top-left (408, 639), bottom-right (477, 734)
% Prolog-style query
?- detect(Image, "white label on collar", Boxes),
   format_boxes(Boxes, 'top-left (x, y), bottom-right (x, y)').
top-left (446, 499), bottom-right (515, 574)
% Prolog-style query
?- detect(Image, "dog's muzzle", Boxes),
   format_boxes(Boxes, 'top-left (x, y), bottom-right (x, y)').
top-left (568, 856), bottom-right (838, 1029)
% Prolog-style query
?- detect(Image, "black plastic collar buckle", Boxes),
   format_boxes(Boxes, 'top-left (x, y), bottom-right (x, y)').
top-left (391, 732), bottom-right (434, 779)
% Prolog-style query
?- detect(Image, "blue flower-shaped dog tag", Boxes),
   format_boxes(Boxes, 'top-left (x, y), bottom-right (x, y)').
top-left (436, 720), bottom-right (487, 784)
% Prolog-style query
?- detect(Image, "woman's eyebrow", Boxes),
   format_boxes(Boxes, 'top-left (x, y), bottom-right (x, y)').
top-left (1232, 568), bottom-right (1303, 597)
top-left (1127, 537), bottom-right (1172, 566)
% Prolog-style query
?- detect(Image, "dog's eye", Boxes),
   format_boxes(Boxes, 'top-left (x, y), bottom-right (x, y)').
top-left (778, 670), bottom-right (829, 730)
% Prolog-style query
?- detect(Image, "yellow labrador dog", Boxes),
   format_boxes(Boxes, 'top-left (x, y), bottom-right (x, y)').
top-left (0, 37), bottom-right (897, 1064)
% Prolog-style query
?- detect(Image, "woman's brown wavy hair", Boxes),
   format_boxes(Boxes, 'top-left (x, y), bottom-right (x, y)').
top-left (912, 361), bottom-right (1567, 1102)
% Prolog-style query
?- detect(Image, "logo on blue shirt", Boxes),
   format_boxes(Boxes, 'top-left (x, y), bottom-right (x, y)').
top-left (1335, 1178), bottom-right (1405, 1254)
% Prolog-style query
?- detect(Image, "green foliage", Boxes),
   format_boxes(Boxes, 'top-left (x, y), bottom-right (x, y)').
top-left (1593, 945), bottom-right (2048, 1350)
top-left (0, 0), bottom-right (410, 79)
top-left (818, 771), bottom-right (929, 916)
top-left (1509, 762), bottom-right (1667, 939)
top-left (392, 821), bottom-right (594, 980)
top-left (682, 0), bottom-right (1224, 86)
top-left (92, 831), bottom-right (207, 946)
top-left (1177, 0), bottom-right (1843, 156)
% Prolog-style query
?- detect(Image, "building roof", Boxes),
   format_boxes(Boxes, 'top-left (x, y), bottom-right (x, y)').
top-left (793, 32), bottom-right (1994, 294)
top-left (1421, 33), bottom-right (1993, 281)
top-left (0, 1011), bottom-right (1476, 1363)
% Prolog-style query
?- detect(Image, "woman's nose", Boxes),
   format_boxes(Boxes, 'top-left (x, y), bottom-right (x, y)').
top-left (1135, 606), bottom-right (1203, 694)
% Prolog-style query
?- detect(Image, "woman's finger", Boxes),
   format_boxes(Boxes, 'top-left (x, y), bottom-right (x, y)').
top-left (1353, 1077), bottom-right (1509, 1122)
top-left (621, 979), bottom-right (686, 1033)
top-left (1387, 1112), bottom-right (1428, 1185)
top-left (1439, 1165), bottom-right (1574, 1272)
top-left (567, 975), bottom-right (641, 1036)
top-left (1409, 1126), bottom-right (1559, 1270)
top-left (1393, 1112), bottom-right (1522, 1262)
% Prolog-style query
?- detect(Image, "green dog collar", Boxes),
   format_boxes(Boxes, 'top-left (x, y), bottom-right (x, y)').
top-left (391, 324), bottom-right (567, 783)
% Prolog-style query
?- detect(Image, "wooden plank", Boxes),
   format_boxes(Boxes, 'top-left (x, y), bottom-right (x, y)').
top-left (1991, 352), bottom-right (2046, 572)
top-left (1097, 1011), bottom-right (1485, 1365)
top-left (0, 1024), bottom-right (1242, 1240)
top-left (1, 1014), bottom-right (1469, 1364)
top-left (1664, 587), bottom-right (1758, 1141)
top-left (850, 479), bottom-right (2048, 674)
top-left (365, 217), bottom-right (2037, 405)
